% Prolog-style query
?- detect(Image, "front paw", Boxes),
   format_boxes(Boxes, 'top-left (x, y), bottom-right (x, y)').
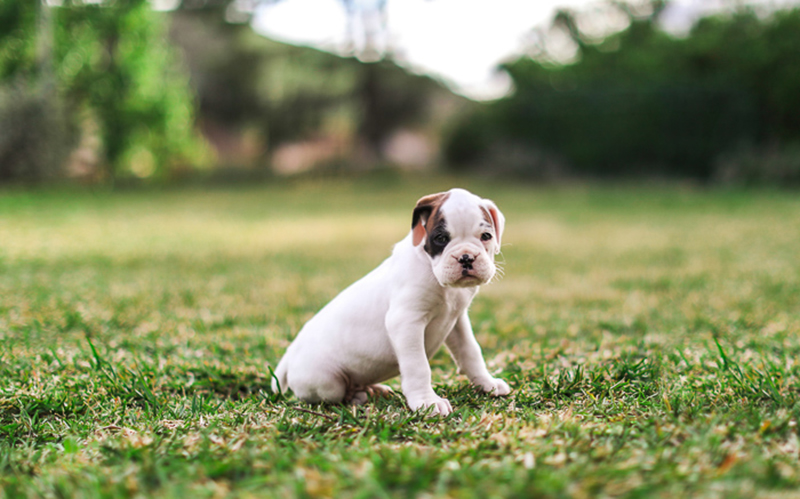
top-left (407, 394), bottom-right (453, 416)
top-left (477, 377), bottom-right (512, 397)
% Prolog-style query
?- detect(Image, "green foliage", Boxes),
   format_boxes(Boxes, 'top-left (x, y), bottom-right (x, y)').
top-left (446, 5), bottom-right (800, 181)
top-left (0, 0), bottom-right (38, 81)
top-left (2, 178), bottom-right (800, 496)
top-left (55, 0), bottom-right (209, 180)
top-left (0, 0), bottom-right (209, 181)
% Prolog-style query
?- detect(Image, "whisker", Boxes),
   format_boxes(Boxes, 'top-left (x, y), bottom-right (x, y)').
top-left (491, 264), bottom-right (506, 283)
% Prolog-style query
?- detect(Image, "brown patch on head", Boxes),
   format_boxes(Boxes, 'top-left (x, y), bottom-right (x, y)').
top-left (411, 192), bottom-right (450, 247)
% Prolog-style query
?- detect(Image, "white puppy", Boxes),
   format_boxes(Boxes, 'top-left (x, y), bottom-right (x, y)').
top-left (271, 188), bottom-right (511, 415)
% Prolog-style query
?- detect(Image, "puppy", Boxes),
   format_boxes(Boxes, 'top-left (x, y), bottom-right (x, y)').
top-left (271, 188), bottom-right (511, 415)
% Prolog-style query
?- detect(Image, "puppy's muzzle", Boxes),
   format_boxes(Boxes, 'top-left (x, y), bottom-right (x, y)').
top-left (458, 253), bottom-right (475, 269)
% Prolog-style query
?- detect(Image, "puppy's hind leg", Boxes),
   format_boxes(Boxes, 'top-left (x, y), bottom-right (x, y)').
top-left (289, 370), bottom-right (348, 404)
top-left (366, 384), bottom-right (394, 398)
top-left (346, 384), bottom-right (395, 406)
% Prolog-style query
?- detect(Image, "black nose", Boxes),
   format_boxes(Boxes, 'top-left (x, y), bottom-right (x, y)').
top-left (458, 254), bottom-right (475, 266)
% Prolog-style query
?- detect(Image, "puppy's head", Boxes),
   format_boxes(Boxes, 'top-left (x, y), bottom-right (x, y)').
top-left (411, 188), bottom-right (505, 288)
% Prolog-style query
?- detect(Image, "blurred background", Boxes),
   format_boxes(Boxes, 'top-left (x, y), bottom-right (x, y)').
top-left (2, 0), bottom-right (800, 186)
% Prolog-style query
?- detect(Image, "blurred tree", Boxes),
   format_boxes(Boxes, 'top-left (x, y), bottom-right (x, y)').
top-left (0, 0), bottom-right (209, 182)
top-left (56, 0), bottom-right (209, 180)
top-left (445, 2), bottom-right (800, 181)
top-left (174, 0), bottom-right (438, 165)
top-left (170, 1), bottom-right (453, 168)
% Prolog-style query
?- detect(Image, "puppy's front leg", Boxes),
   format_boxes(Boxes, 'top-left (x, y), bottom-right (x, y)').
top-left (386, 313), bottom-right (453, 416)
top-left (446, 312), bottom-right (511, 397)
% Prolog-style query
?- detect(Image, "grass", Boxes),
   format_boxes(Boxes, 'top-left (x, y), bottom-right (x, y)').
top-left (1, 175), bottom-right (800, 498)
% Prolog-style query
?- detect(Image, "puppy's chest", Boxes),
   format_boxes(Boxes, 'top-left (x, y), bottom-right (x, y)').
top-left (423, 290), bottom-right (474, 355)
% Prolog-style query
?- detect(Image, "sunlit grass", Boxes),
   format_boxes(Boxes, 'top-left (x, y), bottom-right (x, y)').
top-left (1, 177), bottom-right (800, 498)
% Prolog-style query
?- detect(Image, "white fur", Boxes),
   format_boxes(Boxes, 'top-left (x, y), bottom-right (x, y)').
top-left (271, 188), bottom-right (510, 416)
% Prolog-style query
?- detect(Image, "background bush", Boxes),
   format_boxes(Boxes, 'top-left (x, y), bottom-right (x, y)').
top-left (446, 6), bottom-right (800, 182)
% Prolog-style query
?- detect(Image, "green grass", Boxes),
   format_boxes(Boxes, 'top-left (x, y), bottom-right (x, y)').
top-left (2, 176), bottom-right (800, 498)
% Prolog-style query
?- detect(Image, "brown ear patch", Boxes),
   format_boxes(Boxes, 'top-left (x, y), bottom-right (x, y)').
top-left (411, 192), bottom-right (450, 247)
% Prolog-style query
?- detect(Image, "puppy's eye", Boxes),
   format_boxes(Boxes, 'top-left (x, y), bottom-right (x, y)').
top-left (433, 233), bottom-right (449, 245)
top-left (481, 232), bottom-right (493, 241)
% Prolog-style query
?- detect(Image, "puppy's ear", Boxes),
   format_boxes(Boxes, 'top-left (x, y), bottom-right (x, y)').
top-left (412, 192), bottom-right (448, 246)
top-left (483, 199), bottom-right (505, 254)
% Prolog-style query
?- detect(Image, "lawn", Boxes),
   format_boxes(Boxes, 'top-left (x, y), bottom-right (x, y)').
top-left (1, 176), bottom-right (800, 498)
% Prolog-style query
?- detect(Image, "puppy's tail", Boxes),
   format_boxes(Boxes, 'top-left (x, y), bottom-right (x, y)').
top-left (270, 357), bottom-right (289, 396)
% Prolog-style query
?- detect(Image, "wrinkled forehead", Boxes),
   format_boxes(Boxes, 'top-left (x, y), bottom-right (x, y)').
top-left (438, 190), bottom-right (493, 234)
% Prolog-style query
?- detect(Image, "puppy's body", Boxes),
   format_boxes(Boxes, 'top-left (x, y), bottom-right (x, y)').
top-left (272, 189), bottom-right (510, 415)
top-left (274, 233), bottom-right (477, 400)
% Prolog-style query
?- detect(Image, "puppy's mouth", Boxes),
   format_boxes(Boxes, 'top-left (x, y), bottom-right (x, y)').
top-left (455, 271), bottom-right (484, 284)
